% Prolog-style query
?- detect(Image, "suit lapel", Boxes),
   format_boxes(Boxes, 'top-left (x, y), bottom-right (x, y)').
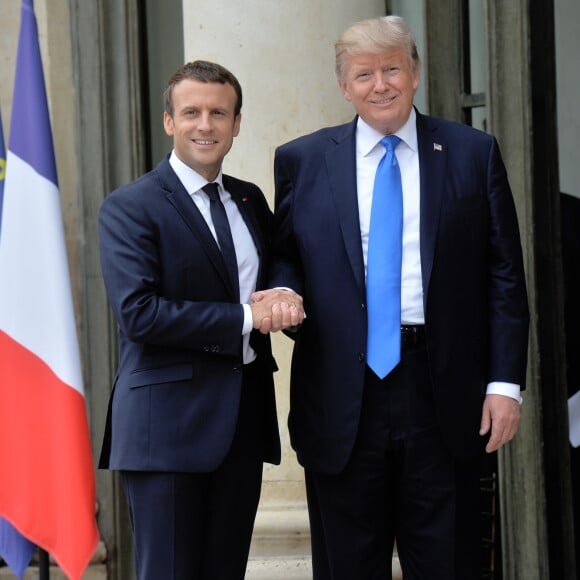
top-left (224, 176), bottom-right (265, 255)
top-left (225, 175), bottom-right (267, 286)
top-left (326, 119), bottom-right (366, 294)
top-left (416, 112), bottom-right (446, 310)
top-left (156, 158), bottom-right (237, 298)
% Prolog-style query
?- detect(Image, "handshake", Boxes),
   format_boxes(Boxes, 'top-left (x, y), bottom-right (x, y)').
top-left (249, 288), bottom-right (305, 334)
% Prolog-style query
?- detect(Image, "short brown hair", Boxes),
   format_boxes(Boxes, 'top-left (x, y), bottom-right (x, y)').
top-left (163, 60), bottom-right (243, 117)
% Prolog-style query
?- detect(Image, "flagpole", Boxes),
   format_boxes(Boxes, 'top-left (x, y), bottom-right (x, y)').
top-left (39, 548), bottom-right (49, 579)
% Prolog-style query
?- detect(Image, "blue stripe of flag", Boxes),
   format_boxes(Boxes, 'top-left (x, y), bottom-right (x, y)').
top-left (0, 518), bottom-right (36, 579)
top-left (0, 107), bottom-right (5, 236)
top-left (0, 1), bottom-right (43, 577)
top-left (9, 0), bottom-right (58, 186)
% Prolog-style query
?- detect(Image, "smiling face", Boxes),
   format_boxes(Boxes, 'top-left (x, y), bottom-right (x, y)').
top-left (339, 49), bottom-right (419, 135)
top-left (163, 79), bottom-right (241, 181)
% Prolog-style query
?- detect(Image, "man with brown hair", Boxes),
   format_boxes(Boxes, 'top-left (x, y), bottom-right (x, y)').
top-left (98, 60), bottom-right (303, 579)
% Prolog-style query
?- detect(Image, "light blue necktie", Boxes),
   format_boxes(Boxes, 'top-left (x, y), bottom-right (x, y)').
top-left (366, 135), bottom-right (402, 379)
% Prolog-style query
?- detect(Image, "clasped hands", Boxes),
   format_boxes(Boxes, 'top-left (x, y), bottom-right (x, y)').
top-left (250, 289), bottom-right (304, 334)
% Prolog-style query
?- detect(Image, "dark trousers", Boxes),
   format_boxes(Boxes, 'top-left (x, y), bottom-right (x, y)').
top-left (306, 344), bottom-right (482, 580)
top-left (120, 364), bottom-right (265, 580)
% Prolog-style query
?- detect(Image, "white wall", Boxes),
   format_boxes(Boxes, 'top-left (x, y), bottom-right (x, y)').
top-left (182, 1), bottom-right (385, 194)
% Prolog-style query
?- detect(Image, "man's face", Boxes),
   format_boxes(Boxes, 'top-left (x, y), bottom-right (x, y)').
top-left (163, 79), bottom-right (241, 181)
top-left (339, 49), bottom-right (419, 135)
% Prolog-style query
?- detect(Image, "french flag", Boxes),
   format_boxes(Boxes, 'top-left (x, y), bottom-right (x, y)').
top-left (0, 92), bottom-right (37, 580)
top-left (0, 1), bottom-right (99, 579)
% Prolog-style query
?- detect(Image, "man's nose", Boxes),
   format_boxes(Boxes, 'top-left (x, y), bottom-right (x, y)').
top-left (197, 113), bottom-right (213, 131)
top-left (373, 72), bottom-right (388, 92)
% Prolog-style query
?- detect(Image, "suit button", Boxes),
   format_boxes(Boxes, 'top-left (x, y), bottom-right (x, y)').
top-left (361, 303), bottom-right (366, 310)
top-left (234, 366), bottom-right (242, 374)
top-left (202, 346), bottom-right (210, 352)
top-left (358, 353), bottom-right (365, 362)
top-left (211, 345), bottom-right (220, 353)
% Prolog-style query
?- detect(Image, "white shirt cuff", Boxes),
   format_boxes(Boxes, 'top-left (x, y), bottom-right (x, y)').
top-left (486, 381), bottom-right (523, 404)
top-left (242, 304), bottom-right (253, 335)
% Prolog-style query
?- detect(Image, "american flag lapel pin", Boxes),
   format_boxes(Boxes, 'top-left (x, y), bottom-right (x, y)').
top-left (433, 142), bottom-right (443, 152)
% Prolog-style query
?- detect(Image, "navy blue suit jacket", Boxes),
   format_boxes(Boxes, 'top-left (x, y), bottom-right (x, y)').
top-left (99, 156), bottom-right (280, 472)
top-left (270, 112), bottom-right (529, 473)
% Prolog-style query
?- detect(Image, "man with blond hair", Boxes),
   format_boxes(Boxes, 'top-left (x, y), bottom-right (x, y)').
top-left (268, 16), bottom-right (529, 579)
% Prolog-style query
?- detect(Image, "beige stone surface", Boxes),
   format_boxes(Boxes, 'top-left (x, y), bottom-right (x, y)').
top-left (246, 556), bottom-right (402, 579)
top-left (250, 505), bottom-right (310, 559)
top-left (0, 1), bottom-right (19, 134)
top-left (249, 504), bottom-right (402, 579)
top-left (246, 556), bottom-right (312, 579)
top-left (0, 565), bottom-right (106, 580)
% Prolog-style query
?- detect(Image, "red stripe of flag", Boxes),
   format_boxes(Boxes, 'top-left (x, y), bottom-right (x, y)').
top-left (0, 331), bottom-right (98, 579)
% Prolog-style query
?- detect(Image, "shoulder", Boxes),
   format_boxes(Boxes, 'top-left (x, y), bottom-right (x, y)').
top-left (419, 112), bottom-right (496, 149)
top-left (99, 164), bottom-right (168, 222)
top-left (102, 158), bottom-right (172, 208)
top-left (223, 174), bottom-right (265, 200)
top-left (223, 174), bottom-right (271, 212)
top-left (276, 120), bottom-right (355, 158)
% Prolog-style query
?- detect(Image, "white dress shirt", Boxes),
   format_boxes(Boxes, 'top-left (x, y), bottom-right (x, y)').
top-left (169, 152), bottom-right (257, 363)
top-left (355, 111), bottom-right (520, 401)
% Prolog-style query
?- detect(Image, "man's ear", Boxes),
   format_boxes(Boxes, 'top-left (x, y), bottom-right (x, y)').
top-left (233, 113), bottom-right (242, 138)
top-left (339, 79), bottom-right (352, 103)
top-left (163, 111), bottom-right (174, 137)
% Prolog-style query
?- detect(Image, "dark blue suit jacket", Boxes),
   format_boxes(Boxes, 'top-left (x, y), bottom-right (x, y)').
top-left (98, 156), bottom-right (280, 472)
top-left (270, 112), bottom-right (529, 473)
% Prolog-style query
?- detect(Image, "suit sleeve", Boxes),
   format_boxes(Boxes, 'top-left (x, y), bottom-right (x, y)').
top-left (98, 190), bottom-right (244, 356)
top-left (486, 137), bottom-right (530, 387)
top-left (269, 148), bottom-right (305, 295)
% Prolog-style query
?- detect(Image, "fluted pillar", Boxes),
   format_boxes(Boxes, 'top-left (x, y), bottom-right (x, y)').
top-left (181, 0), bottom-right (385, 572)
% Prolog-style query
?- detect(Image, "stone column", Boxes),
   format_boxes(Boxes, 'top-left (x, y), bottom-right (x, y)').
top-left (181, 1), bottom-right (386, 575)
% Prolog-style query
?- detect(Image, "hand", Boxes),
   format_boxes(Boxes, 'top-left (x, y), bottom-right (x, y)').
top-left (250, 289), bottom-right (304, 334)
top-left (479, 394), bottom-right (521, 453)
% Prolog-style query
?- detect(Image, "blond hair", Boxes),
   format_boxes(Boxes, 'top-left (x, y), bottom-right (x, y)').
top-left (335, 16), bottom-right (420, 80)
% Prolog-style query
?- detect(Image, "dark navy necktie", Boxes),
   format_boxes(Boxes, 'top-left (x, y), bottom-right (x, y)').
top-left (366, 135), bottom-right (403, 379)
top-left (203, 182), bottom-right (240, 301)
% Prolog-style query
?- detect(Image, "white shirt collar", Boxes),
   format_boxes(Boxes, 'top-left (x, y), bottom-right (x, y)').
top-left (168, 150), bottom-right (224, 194)
top-left (356, 108), bottom-right (418, 157)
